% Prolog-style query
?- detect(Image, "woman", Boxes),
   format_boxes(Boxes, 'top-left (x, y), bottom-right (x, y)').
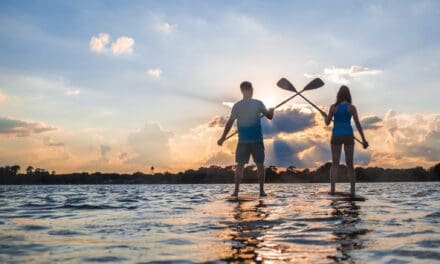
top-left (324, 85), bottom-right (368, 197)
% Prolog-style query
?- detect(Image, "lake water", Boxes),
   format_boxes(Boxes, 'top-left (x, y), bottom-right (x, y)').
top-left (0, 183), bottom-right (439, 263)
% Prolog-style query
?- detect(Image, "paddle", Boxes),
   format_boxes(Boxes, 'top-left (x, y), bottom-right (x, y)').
top-left (223, 78), bottom-right (324, 141)
top-left (278, 78), bottom-right (364, 146)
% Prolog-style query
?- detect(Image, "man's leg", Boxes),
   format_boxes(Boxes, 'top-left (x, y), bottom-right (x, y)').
top-left (253, 143), bottom-right (266, 196)
top-left (256, 163), bottom-right (266, 196)
top-left (330, 144), bottom-right (342, 194)
top-left (232, 163), bottom-right (244, 196)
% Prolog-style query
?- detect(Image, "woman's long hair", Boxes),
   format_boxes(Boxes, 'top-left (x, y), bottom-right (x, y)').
top-left (335, 85), bottom-right (352, 106)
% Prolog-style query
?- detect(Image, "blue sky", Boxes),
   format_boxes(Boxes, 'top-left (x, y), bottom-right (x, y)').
top-left (0, 1), bottom-right (439, 172)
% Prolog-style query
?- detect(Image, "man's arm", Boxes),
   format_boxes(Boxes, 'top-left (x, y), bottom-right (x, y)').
top-left (217, 118), bottom-right (235, 146)
top-left (265, 108), bottom-right (275, 120)
top-left (260, 101), bottom-right (274, 120)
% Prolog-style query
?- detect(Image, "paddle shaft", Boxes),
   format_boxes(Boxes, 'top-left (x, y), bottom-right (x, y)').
top-left (297, 93), bottom-right (363, 145)
top-left (224, 88), bottom-right (307, 140)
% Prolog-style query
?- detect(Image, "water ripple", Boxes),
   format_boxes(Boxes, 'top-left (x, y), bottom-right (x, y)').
top-left (0, 183), bottom-right (439, 263)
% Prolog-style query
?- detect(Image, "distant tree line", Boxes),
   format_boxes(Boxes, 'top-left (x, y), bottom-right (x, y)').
top-left (0, 162), bottom-right (439, 185)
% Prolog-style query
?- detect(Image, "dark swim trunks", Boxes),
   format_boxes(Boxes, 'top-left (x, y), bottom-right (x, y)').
top-left (331, 135), bottom-right (354, 145)
top-left (235, 142), bottom-right (265, 164)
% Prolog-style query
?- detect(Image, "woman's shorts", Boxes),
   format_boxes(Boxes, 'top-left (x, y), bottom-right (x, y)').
top-left (331, 135), bottom-right (354, 145)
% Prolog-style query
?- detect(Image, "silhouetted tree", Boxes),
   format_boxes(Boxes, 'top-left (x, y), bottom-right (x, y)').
top-left (26, 166), bottom-right (34, 175)
top-left (286, 165), bottom-right (297, 173)
top-left (10, 165), bottom-right (20, 175)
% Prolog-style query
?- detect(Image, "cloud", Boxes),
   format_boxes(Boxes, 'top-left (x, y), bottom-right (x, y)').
top-left (208, 115), bottom-right (228, 128)
top-left (360, 116), bottom-right (382, 130)
top-left (147, 68), bottom-right (162, 78)
top-left (45, 137), bottom-right (64, 147)
top-left (306, 66), bottom-right (381, 84)
top-left (206, 106), bottom-right (316, 136)
top-left (89, 33), bottom-right (110, 53)
top-left (100, 145), bottom-right (112, 162)
top-left (111, 36), bottom-right (135, 55)
top-left (118, 152), bottom-right (128, 161)
top-left (222, 102), bottom-right (234, 108)
top-left (89, 33), bottom-right (134, 55)
top-left (127, 123), bottom-right (173, 168)
top-left (262, 106), bottom-right (316, 136)
top-left (65, 89), bottom-right (80, 96)
top-left (324, 66), bottom-right (381, 84)
top-left (0, 117), bottom-right (56, 137)
top-left (198, 105), bottom-right (440, 169)
top-left (205, 151), bottom-right (234, 166)
top-left (157, 22), bottom-right (176, 33)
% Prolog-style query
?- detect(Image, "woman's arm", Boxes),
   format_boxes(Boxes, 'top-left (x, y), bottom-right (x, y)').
top-left (325, 105), bottom-right (334, 126)
top-left (350, 105), bottom-right (369, 148)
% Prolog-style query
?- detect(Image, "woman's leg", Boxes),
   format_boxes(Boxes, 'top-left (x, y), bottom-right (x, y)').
top-left (330, 144), bottom-right (342, 194)
top-left (344, 144), bottom-right (355, 196)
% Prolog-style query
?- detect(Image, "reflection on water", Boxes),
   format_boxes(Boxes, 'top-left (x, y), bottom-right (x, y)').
top-left (221, 195), bottom-right (368, 263)
top-left (223, 199), bottom-right (270, 262)
top-left (330, 199), bottom-right (366, 262)
top-left (0, 183), bottom-right (439, 263)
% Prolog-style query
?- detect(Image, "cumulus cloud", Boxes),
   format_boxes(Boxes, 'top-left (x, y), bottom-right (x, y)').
top-left (89, 33), bottom-right (110, 53)
top-left (208, 115), bottom-right (228, 128)
top-left (198, 104), bottom-right (440, 169)
top-left (65, 89), bottom-right (80, 96)
top-left (360, 116), bottom-right (382, 130)
top-left (205, 151), bottom-right (234, 166)
top-left (147, 68), bottom-right (162, 78)
top-left (380, 112), bottom-right (440, 163)
top-left (0, 117), bottom-right (56, 137)
top-left (127, 123), bottom-right (173, 167)
top-left (111, 36), bottom-right (135, 55)
top-left (305, 65), bottom-right (381, 84)
top-left (206, 106), bottom-right (316, 136)
top-left (118, 152), bottom-right (128, 161)
top-left (89, 33), bottom-right (134, 55)
top-left (262, 106), bottom-right (316, 136)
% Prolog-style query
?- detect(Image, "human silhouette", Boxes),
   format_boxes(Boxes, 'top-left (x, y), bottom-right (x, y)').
top-left (217, 81), bottom-right (274, 196)
top-left (323, 85), bottom-right (368, 197)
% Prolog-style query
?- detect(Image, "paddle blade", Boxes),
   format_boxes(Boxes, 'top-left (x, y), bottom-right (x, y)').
top-left (304, 78), bottom-right (324, 90)
top-left (277, 78), bottom-right (297, 92)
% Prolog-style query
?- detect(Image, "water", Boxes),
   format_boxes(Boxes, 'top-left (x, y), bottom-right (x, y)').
top-left (0, 183), bottom-right (439, 263)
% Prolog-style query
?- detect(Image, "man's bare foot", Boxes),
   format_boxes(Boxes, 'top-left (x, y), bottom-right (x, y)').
top-left (260, 191), bottom-right (267, 197)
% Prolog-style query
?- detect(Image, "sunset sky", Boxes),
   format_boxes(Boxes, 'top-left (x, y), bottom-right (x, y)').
top-left (0, 1), bottom-right (439, 173)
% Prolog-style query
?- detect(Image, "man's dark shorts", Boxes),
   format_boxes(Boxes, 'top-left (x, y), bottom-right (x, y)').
top-left (236, 142), bottom-right (265, 164)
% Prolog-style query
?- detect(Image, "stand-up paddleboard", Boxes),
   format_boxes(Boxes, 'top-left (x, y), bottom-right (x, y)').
top-left (225, 192), bottom-right (268, 202)
top-left (315, 191), bottom-right (367, 201)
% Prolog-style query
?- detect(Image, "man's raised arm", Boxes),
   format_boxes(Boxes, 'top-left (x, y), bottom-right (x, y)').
top-left (260, 101), bottom-right (274, 120)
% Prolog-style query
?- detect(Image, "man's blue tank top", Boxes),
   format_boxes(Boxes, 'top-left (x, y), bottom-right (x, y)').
top-left (332, 103), bottom-right (353, 136)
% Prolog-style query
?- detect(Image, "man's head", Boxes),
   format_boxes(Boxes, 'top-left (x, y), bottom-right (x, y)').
top-left (240, 81), bottom-right (253, 98)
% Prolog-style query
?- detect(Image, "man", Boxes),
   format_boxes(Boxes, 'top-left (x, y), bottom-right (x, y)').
top-left (217, 81), bottom-right (274, 196)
